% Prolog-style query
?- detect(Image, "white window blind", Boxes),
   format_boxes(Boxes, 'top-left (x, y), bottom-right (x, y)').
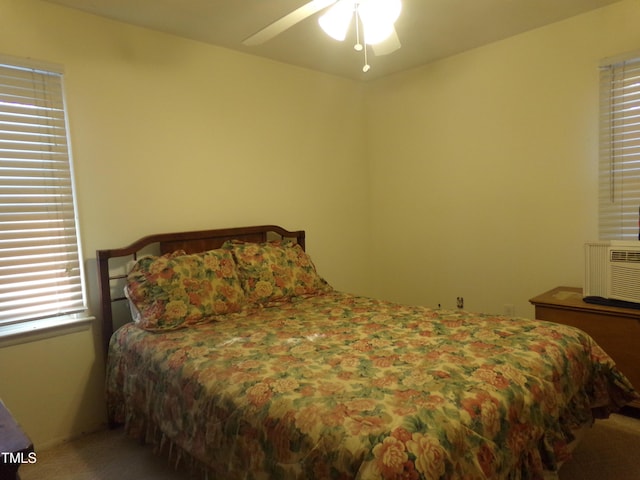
top-left (0, 57), bottom-right (86, 327)
top-left (599, 54), bottom-right (640, 240)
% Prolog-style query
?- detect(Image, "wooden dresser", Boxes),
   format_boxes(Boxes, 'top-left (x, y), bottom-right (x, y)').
top-left (529, 286), bottom-right (640, 408)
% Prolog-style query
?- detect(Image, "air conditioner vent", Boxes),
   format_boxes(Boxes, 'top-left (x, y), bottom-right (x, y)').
top-left (585, 241), bottom-right (640, 304)
top-left (610, 249), bottom-right (640, 263)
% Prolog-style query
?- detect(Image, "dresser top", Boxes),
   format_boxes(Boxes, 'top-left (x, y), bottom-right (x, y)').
top-left (529, 286), bottom-right (640, 319)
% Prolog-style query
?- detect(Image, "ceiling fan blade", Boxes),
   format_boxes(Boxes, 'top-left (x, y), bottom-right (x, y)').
top-left (371, 28), bottom-right (401, 56)
top-left (243, 0), bottom-right (337, 46)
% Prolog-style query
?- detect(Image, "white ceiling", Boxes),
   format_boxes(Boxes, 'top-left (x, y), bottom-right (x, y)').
top-left (42, 0), bottom-right (620, 81)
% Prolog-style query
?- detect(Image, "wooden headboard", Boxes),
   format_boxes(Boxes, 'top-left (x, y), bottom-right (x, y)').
top-left (96, 225), bottom-right (305, 356)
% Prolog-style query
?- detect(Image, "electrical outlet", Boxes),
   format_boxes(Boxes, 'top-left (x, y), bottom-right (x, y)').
top-left (456, 297), bottom-right (464, 309)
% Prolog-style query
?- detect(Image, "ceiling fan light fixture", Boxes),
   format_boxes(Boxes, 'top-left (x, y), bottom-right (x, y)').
top-left (361, 17), bottom-right (395, 45)
top-left (358, 0), bottom-right (401, 44)
top-left (318, 0), bottom-right (354, 41)
top-left (359, 0), bottom-right (402, 23)
top-left (316, 0), bottom-right (402, 73)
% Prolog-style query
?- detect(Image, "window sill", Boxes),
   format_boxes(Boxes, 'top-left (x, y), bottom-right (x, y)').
top-left (0, 313), bottom-right (96, 347)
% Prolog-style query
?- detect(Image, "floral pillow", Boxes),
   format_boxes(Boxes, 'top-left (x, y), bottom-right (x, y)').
top-left (126, 248), bottom-right (245, 331)
top-left (224, 240), bottom-right (332, 305)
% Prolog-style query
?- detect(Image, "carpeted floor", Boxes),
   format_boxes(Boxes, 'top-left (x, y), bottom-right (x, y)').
top-left (18, 411), bottom-right (640, 480)
top-left (557, 411), bottom-right (640, 480)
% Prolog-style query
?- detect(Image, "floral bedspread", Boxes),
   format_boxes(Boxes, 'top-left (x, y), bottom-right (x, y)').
top-left (106, 292), bottom-right (637, 480)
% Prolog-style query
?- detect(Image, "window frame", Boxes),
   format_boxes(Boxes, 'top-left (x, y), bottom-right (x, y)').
top-left (0, 54), bottom-right (92, 344)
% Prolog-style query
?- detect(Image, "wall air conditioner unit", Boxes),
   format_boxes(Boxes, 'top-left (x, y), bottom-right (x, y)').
top-left (584, 241), bottom-right (640, 305)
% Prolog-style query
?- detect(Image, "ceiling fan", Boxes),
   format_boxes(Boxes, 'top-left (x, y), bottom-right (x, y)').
top-left (242, 0), bottom-right (402, 72)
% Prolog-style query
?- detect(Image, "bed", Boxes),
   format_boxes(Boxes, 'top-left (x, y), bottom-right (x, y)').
top-left (98, 225), bottom-right (638, 480)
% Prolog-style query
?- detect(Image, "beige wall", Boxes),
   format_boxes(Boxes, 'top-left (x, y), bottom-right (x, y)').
top-left (0, 0), bottom-right (370, 448)
top-left (2, 0), bottom-right (640, 449)
top-left (365, 0), bottom-right (640, 317)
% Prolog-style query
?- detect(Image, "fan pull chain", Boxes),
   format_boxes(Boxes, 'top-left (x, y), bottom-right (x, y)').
top-left (354, 5), bottom-right (362, 51)
top-left (363, 45), bottom-right (370, 72)
top-left (354, 4), bottom-right (370, 72)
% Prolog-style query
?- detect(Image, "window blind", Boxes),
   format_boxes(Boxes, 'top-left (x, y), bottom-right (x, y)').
top-left (0, 58), bottom-right (86, 326)
top-left (599, 55), bottom-right (640, 240)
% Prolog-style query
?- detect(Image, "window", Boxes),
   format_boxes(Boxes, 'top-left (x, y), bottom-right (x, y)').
top-left (599, 54), bottom-right (640, 240)
top-left (0, 55), bottom-right (87, 332)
